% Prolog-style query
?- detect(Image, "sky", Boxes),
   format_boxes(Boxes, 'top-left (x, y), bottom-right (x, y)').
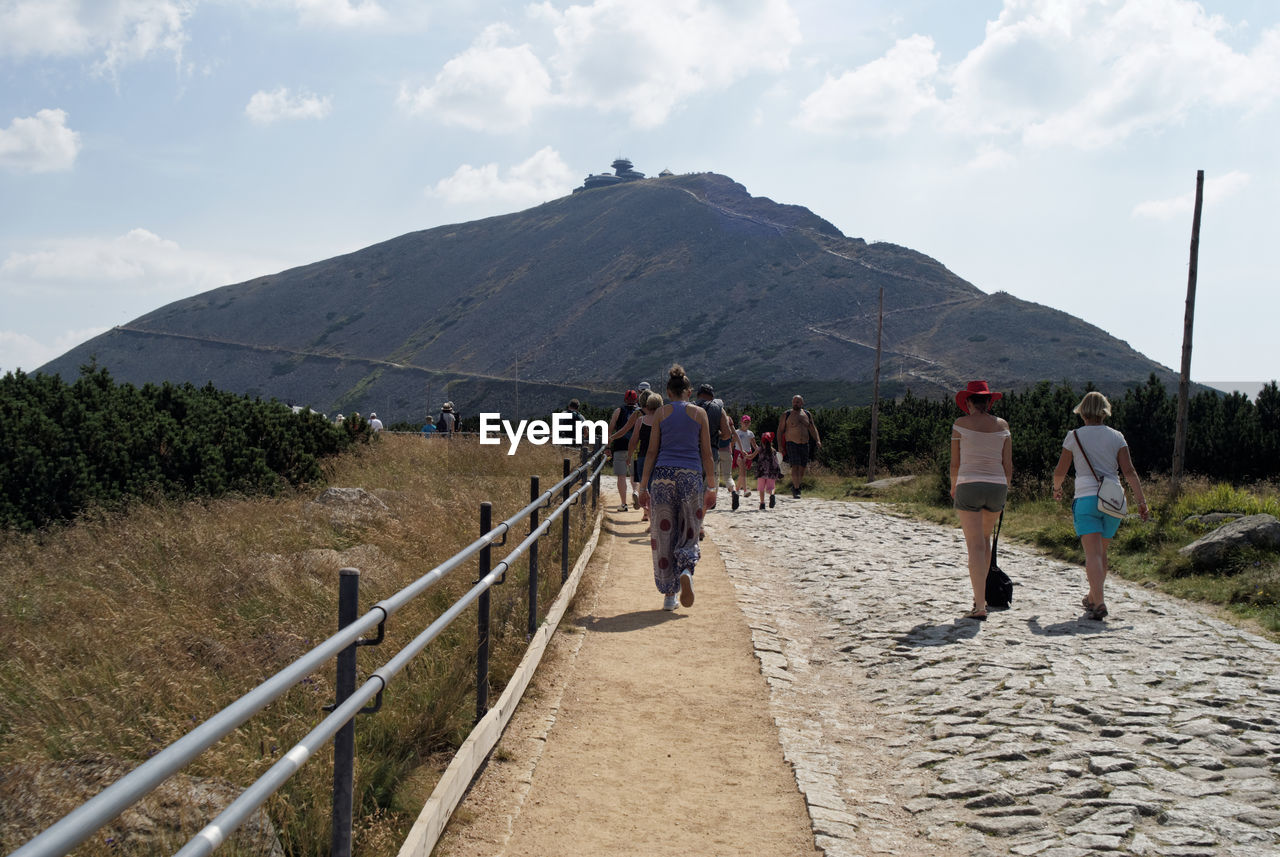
top-left (2, 0), bottom-right (1277, 394)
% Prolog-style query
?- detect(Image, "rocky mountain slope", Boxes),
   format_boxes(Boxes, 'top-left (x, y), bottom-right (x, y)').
top-left (40, 171), bottom-right (1177, 419)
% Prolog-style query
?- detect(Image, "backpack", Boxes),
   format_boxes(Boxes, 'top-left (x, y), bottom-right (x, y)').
top-left (985, 512), bottom-right (1014, 609)
top-left (700, 398), bottom-right (728, 443)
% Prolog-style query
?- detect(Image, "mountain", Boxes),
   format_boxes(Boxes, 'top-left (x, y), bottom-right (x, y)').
top-left (39, 171), bottom-right (1179, 420)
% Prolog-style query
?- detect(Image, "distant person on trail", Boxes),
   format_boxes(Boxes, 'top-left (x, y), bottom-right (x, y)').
top-left (733, 414), bottom-right (758, 505)
top-left (421, 422), bottom-right (437, 437)
top-left (778, 395), bottom-right (821, 498)
top-left (436, 402), bottom-right (456, 436)
top-left (949, 381), bottom-right (1013, 621)
top-left (1051, 391), bottom-right (1149, 622)
top-left (369, 412), bottom-right (383, 433)
top-left (628, 391), bottom-right (662, 522)
top-left (607, 390), bottom-right (641, 511)
top-left (695, 383), bottom-right (734, 504)
top-left (753, 431), bottom-right (783, 510)
top-left (638, 365), bottom-right (717, 611)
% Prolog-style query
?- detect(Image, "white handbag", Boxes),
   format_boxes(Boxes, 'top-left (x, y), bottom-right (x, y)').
top-left (1073, 430), bottom-right (1127, 519)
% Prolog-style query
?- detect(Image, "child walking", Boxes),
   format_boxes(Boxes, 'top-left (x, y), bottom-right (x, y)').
top-left (753, 431), bottom-right (783, 510)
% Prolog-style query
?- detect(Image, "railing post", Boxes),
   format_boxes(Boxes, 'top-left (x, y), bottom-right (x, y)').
top-left (476, 502), bottom-right (492, 725)
top-left (528, 476), bottom-right (540, 638)
top-left (592, 448), bottom-right (601, 510)
top-left (331, 568), bottom-right (359, 857)
top-left (561, 458), bottom-right (571, 584)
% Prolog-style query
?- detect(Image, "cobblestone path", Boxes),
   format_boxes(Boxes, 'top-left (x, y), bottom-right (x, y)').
top-left (709, 497), bottom-right (1280, 857)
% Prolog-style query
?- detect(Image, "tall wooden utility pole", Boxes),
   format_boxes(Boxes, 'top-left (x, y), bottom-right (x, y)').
top-left (867, 288), bottom-right (884, 481)
top-left (1171, 169), bottom-right (1204, 495)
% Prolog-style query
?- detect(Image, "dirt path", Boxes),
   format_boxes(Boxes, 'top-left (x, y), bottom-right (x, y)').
top-left (431, 506), bottom-right (821, 856)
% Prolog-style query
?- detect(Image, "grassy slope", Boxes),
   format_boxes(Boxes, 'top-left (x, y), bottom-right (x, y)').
top-left (0, 436), bottom-right (597, 857)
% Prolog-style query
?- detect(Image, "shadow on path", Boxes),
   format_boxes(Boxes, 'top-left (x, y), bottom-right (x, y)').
top-left (895, 618), bottom-right (983, 647)
top-left (574, 610), bottom-right (686, 633)
top-left (1026, 615), bottom-right (1118, 636)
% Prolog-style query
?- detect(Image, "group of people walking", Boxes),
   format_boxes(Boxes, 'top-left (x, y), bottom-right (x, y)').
top-left (607, 371), bottom-right (1149, 622)
top-left (605, 366), bottom-right (822, 611)
top-left (950, 380), bottom-right (1148, 622)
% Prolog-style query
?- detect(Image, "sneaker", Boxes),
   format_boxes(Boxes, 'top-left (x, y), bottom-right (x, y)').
top-left (632, 491), bottom-right (640, 509)
top-left (759, 502), bottom-right (765, 510)
top-left (662, 594), bottom-right (677, 611)
top-left (679, 572), bottom-right (695, 607)
top-left (731, 491), bottom-right (740, 510)
top-left (769, 494), bottom-right (775, 508)
top-left (792, 487), bottom-right (800, 499)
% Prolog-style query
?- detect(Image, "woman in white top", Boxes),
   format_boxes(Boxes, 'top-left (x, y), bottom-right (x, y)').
top-left (1051, 391), bottom-right (1149, 620)
top-left (949, 380), bottom-right (1013, 620)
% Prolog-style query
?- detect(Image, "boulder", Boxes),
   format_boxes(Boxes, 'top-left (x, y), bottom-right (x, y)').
top-left (1178, 514), bottom-right (1280, 570)
top-left (1182, 512), bottom-right (1243, 526)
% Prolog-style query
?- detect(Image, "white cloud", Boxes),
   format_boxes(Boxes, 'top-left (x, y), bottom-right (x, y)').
top-left (293, 0), bottom-right (388, 27)
top-left (800, 0), bottom-right (1280, 150)
top-left (429, 146), bottom-right (576, 205)
top-left (0, 327), bottom-right (107, 375)
top-left (245, 88), bottom-right (333, 124)
top-left (1132, 170), bottom-right (1251, 220)
top-left (0, 228), bottom-right (271, 295)
top-left (794, 34), bottom-right (939, 135)
top-left (0, 109), bottom-right (81, 173)
top-left (0, 0), bottom-right (193, 76)
top-left (398, 24), bottom-right (552, 131)
top-left (535, 0), bottom-right (801, 128)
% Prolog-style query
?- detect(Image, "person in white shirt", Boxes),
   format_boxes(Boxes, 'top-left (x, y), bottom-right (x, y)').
top-left (1051, 391), bottom-right (1149, 621)
top-left (369, 412), bottom-right (383, 433)
top-left (950, 380), bottom-right (1013, 621)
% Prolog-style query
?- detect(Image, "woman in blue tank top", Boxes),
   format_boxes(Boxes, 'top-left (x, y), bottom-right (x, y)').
top-left (637, 364), bottom-right (717, 611)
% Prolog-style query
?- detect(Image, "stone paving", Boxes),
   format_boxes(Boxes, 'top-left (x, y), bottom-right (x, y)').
top-left (708, 496), bottom-right (1280, 857)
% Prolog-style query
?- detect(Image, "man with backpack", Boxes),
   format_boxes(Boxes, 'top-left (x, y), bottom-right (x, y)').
top-left (779, 394), bottom-right (821, 498)
top-left (607, 390), bottom-right (641, 511)
top-left (696, 383), bottom-right (737, 507)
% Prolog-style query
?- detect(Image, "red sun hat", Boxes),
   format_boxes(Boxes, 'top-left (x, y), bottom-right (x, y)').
top-left (761, 431), bottom-right (775, 443)
top-left (740, 414), bottom-right (751, 424)
top-left (624, 389), bottom-right (639, 404)
top-left (955, 380), bottom-right (1003, 412)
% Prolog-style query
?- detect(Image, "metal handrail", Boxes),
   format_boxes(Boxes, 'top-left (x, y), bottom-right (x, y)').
top-left (9, 448), bottom-right (606, 857)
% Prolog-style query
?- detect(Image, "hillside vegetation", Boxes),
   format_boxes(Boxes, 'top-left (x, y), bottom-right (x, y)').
top-left (0, 436), bottom-right (596, 857)
top-left (1, 366), bottom-right (362, 531)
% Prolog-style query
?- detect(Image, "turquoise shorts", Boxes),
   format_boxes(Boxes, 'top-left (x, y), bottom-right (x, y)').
top-left (1073, 497), bottom-right (1121, 539)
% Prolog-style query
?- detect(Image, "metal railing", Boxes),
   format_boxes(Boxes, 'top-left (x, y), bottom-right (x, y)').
top-left (9, 446), bottom-right (607, 857)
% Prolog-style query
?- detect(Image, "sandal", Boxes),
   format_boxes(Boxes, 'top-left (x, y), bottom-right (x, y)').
top-left (964, 606), bottom-right (988, 621)
top-left (1086, 602), bottom-right (1109, 620)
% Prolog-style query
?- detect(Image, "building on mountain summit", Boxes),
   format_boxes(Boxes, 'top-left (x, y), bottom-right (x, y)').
top-left (575, 158), bottom-right (647, 192)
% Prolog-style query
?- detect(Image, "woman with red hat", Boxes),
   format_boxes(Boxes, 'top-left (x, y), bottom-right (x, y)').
top-left (950, 380), bottom-right (1013, 620)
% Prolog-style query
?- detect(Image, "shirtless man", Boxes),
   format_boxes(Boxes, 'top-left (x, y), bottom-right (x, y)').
top-left (778, 394), bottom-right (821, 498)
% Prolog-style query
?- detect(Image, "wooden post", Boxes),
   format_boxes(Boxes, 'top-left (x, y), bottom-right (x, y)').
top-left (868, 288), bottom-right (884, 481)
top-left (1171, 169), bottom-right (1204, 495)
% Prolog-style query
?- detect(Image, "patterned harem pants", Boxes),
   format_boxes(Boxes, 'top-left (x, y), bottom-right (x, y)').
top-left (647, 465), bottom-right (705, 595)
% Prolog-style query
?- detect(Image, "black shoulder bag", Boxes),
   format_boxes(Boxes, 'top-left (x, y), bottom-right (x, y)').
top-left (985, 510), bottom-right (1014, 609)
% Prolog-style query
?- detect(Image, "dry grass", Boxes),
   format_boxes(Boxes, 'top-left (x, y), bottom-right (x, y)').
top-left (0, 435), bottom-right (598, 857)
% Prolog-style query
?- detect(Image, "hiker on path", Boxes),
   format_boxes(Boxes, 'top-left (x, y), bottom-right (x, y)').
top-left (695, 383), bottom-right (735, 500)
top-left (607, 390), bottom-right (641, 511)
top-left (628, 391), bottom-right (662, 522)
top-left (779, 395), bottom-right (821, 498)
top-left (369, 412), bottom-right (383, 433)
top-left (949, 380), bottom-right (1013, 621)
top-left (437, 403), bottom-right (456, 436)
top-left (638, 365), bottom-right (717, 611)
top-left (1051, 391), bottom-right (1150, 621)
top-left (733, 414), bottom-right (758, 505)
top-left (753, 431), bottom-right (783, 510)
